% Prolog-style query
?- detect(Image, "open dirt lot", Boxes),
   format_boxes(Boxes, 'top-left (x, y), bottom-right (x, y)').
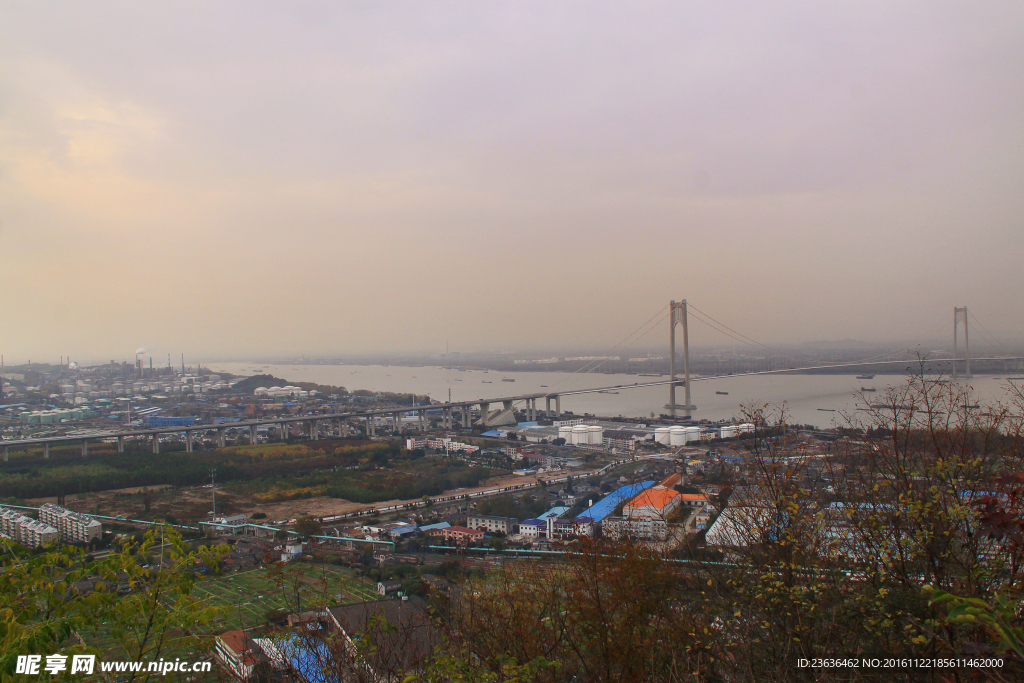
top-left (31, 462), bottom-right (622, 524)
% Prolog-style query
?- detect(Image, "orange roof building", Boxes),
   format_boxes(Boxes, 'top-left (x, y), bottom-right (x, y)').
top-left (623, 486), bottom-right (681, 518)
top-left (679, 493), bottom-right (709, 508)
top-left (660, 473), bottom-right (683, 488)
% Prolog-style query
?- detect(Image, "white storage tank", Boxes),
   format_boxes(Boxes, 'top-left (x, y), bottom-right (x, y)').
top-left (684, 426), bottom-right (701, 443)
top-left (720, 425), bottom-right (738, 439)
top-left (738, 423), bottom-right (755, 434)
top-left (588, 425), bottom-right (603, 445)
top-left (572, 425), bottom-right (589, 445)
top-left (670, 426), bottom-right (686, 446)
top-left (558, 425), bottom-right (572, 443)
top-left (655, 427), bottom-right (671, 445)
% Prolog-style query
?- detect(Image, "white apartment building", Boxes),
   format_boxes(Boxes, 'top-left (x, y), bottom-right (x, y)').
top-left (405, 438), bottom-right (480, 454)
top-left (39, 503), bottom-right (103, 544)
top-left (0, 507), bottom-right (60, 547)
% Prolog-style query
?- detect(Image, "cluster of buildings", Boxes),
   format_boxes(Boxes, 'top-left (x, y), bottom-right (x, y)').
top-left (492, 419), bottom-right (758, 454)
top-left (0, 507), bottom-right (60, 547)
top-left (405, 437), bottom-right (480, 455)
top-left (380, 477), bottom-right (715, 547)
top-left (0, 503), bottom-right (102, 548)
top-left (253, 385), bottom-right (319, 399)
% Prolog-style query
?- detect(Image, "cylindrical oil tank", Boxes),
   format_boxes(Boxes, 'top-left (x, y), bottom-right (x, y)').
top-left (558, 425), bottom-right (572, 443)
top-left (572, 425), bottom-right (589, 445)
top-left (720, 425), bottom-right (738, 439)
top-left (670, 426), bottom-right (686, 446)
top-left (738, 423), bottom-right (754, 434)
top-left (655, 427), bottom-right (671, 445)
top-left (684, 426), bottom-right (701, 443)
top-left (588, 425), bottom-right (603, 445)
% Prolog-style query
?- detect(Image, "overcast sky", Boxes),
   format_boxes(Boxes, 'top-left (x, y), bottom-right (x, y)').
top-left (2, 2), bottom-right (1022, 363)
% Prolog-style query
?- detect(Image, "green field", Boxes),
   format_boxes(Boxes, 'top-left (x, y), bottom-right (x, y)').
top-left (77, 563), bottom-right (381, 657)
top-left (193, 563), bottom-right (381, 631)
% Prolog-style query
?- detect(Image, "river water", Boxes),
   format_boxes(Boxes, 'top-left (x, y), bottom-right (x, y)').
top-left (209, 363), bottom-right (1022, 430)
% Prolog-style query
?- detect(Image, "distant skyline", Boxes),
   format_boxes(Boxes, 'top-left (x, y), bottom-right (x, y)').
top-left (3, 2), bottom-right (1022, 361)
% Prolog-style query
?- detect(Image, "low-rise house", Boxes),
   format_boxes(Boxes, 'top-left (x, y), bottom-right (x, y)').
top-left (419, 522), bottom-right (450, 537)
top-left (679, 492), bottom-right (709, 509)
top-left (466, 514), bottom-right (518, 535)
top-left (694, 504), bottom-right (714, 530)
top-left (441, 526), bottom-right (484, 545)
top-left (214, 630), bottom-right (267, 681)
top-left (519, 519), bottom-right (545, 538)
top-left (378, 579), bottom-right (403, 596)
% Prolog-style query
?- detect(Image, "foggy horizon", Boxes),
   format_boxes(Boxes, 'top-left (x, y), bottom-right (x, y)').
top-left (3, 2), bottom-right (1022, 362)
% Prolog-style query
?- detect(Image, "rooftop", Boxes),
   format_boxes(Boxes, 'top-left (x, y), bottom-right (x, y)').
top-left (585, 481), bottom-right (656, 523)
top-left (625, 487), bottom-right (681, 512)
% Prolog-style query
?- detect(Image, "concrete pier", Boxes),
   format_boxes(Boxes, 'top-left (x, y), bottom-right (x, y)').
top-left (185, 431), bottom-right (193, 452)
top-left (117, 436), bottom-right (125, 453)
top-left (152, 434), bottom-right (159, 454)
top-left (83, 439), bottom-right (89, 457)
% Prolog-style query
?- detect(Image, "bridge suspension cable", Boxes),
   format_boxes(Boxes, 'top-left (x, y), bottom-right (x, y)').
top-left (968, 311), bottom-right (1009, 356)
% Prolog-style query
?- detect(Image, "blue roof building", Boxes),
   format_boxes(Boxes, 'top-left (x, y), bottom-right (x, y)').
top-left (584, 481), bottom-right (656, 526)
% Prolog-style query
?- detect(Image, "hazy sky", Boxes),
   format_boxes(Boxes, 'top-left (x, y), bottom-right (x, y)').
top-left (2, 2), bottom-right (1022, 363)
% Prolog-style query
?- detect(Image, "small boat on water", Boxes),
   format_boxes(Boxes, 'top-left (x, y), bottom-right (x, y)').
top-left (861, 387), bottom-right (877, 392)
top-left (502, 379), bottom-right (515, 382)
top-left (716, 391), bottom-right (729, 395)
top-left (540, 385), bottom-right (548, 387)
top-left (817, 408), bottom-right (836, 412)
top-left (482, 381), bottom-right (492, 383)
top-left (856, 374), bottom-right (875, 380)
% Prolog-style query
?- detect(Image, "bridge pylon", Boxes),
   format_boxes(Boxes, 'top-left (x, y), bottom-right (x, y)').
top-left (953, 306), bottom-right (971, 378)
top-left (669, 300), bottom-right (696, 417)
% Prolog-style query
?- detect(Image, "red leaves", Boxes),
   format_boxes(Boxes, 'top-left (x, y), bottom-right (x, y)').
top-left (974, 472), bottom-right (1024, 545)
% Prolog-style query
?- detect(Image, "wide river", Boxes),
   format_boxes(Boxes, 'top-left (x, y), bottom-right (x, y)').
top-left (209, 363), bottom-right (1023, 430)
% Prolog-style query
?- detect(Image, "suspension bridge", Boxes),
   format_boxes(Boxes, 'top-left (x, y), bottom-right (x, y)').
top-left (2, 303), bottom-right (1020, 460)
